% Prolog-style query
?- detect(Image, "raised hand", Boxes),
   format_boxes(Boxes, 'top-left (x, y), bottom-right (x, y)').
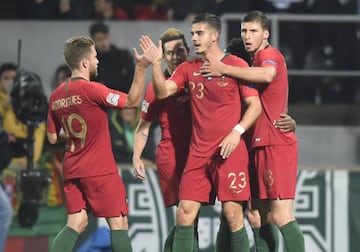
top-left (139, 35), bottom-right (163, 64)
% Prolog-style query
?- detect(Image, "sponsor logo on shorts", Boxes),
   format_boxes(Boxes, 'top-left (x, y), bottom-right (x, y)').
top-left (233, 189), bottom-right (243, 194)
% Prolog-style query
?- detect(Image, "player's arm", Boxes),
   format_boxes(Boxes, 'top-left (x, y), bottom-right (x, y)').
top-left (47, 131), bottom-right (57, 144)
top-left (132, 118), bottom-right (152, 179)
top-left (274, 113), bottom-right (296, 132)
top-left (200, 60), bottom-right (276, 84)
top-left (47, 126), bottom-right (67, 144)
top-left (140, 35), bottom-right (178, 99)
top-left (219, 95), bottom-right (262, 159)
top-left (238, 95), bottom-right (262, 132)
top-left (152, 63), bottom-right (178, 99)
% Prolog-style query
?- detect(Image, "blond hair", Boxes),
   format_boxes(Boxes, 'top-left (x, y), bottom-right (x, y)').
top-left (160, 28), bottom-right (189, 52)
top-left (63, 36), bottom-right (95, 70)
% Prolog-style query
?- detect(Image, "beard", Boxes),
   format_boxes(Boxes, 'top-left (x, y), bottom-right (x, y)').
top-left (89, 68), bottom-right (98, 81)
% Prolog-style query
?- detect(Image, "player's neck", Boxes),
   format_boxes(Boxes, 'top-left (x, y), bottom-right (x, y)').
top-left (202, 47), bottom-right (225, 62)
top-left (71, 70), bottom-right (89, 81)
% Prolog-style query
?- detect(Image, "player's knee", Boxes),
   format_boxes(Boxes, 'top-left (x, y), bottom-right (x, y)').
top-left (107, 216), bottom-right (129, 230)
top-left (223, 208), bottom-right (244, 231)
top-left (270, 210), bottom-right (293, 227)
top-left (176, 204), bottom-right (198, 225)
top-left (68, 216), bottom-right (88, 234)
top-left (247, 210), bottom-right (261, 228)
top-left (67, 211), bottom-right (89, 234)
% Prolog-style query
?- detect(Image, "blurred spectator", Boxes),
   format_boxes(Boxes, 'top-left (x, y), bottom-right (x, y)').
top-left (17, 0), bottom-right (59, 19)
top-left (0, 62), bottom-right (46, 181)
top-left (307, 0), bottom-right (357, 14)
top-left (58, 0), bottom-right (93, 19)
top-left (254, 0), bottom-right (307, 12)
top-left (108, 108), bottom-right (155, 164)
top-left (89, 22), bottom-right (135, 93)
top-left (216, 0), bottom-right (251, 15)
top-left (51, 64), bottom-right (71, 91)
top-left (108, 108), bottom-right (138, 164)
top-left (0, 65), bottom-right (46, 235)
top-left (115, 0), bottom-right (168, 20)
top-left (17, 0), bottom-right (92, 19)
top-left (306, 0), bottom-right (358, 70)
top-left (0, 63), bottom-right (16, 252)
top-left (0, 168), bottom-right (12, 252)
top-left (131, 0), bottom-right (168, 20)
top-left (168, 0), bottom-right (217, 21)
top-left (93, 0), bottom-right (128, 20)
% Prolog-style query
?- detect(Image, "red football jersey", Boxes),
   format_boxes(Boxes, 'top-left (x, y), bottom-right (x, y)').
top-left (250, 46), bottom-right (297, 147)
top-left (141, 81), bottom-right (192, 149)
top-left (169, 55), bottom-right (258, 157)
top-left (47, 77), bottom-right (127, 179)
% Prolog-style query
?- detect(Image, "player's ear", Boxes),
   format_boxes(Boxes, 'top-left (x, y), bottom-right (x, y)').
top-left (264, 30), bottom-right (270, 40)
top-left (211, 32), bottom-right (219, 43)
top-left (82, 58), bottom-right (89, 69)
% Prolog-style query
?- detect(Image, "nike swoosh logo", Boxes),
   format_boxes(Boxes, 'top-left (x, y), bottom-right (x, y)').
top-left (193, 72), bottom-right (201, 76)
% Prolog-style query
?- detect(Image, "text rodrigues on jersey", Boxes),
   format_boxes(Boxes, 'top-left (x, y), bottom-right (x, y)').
top-left (51, 95), bottom-right (82, 111)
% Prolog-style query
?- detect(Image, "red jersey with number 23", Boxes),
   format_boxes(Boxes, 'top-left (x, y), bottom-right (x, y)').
top-left (169, 55), bottom-right (259, 157)
top-left (47, 78), bottom-right (127, 179)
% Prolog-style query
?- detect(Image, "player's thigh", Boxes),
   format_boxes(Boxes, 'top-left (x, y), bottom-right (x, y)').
top-left (63, 178), bottom-right (87, 214)
top-left (254, 143), bottom-right (298, 199)
top-left (81, 173), bottom-right (129, 217)
top-left (156, 145), bottom-right (186, 207)
top-left (179, 155), bottom-right (213, 204)
top-left (214, 141), bottom-right (250, 202)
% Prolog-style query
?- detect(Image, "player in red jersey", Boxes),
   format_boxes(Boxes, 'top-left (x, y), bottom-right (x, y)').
top-left (200, 10), bottom-right (305, 252)
top-left (141, 13), bottom-right (262, 252)
top-left (47, 35), bottom-right (154, 252)
top-left (132, 28), bottom-right (199, 251)
top-left (213, 38), bottom-right (297, 252)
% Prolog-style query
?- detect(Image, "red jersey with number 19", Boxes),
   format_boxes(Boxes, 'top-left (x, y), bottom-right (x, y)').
top-left (47, 78), bottom-right (127, 179)
top-left (169, 55), bottom-right (258, 157)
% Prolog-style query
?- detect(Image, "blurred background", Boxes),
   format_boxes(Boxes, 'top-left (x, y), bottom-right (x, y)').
top-left (0, 0), bottom-right (359, 252)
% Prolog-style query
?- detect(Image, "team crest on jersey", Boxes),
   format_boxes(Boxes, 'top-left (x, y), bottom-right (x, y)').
top-left (142, 100), bottom-right (149, 113)
top-left (106, 93), bottom-right (120, 106)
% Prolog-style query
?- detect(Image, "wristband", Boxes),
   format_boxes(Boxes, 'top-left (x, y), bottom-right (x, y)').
top-left (233, 124), bottom-right (245, 135)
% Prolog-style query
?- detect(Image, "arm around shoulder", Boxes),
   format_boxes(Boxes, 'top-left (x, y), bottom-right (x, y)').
top-left (224, 65), bottom-right (276, 84)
